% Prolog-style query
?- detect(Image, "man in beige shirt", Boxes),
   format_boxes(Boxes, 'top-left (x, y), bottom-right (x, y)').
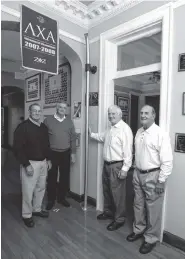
top-left (127, 105), bottom-right (173, 254)
top-left (89, 105), bottom-right (133, 231)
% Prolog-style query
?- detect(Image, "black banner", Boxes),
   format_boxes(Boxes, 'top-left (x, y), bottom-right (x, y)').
top-left (21, 5), bottom-right (58, 74)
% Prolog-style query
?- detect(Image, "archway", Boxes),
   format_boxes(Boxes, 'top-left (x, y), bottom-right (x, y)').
top-left (1, 20), bottom-right (85, 197)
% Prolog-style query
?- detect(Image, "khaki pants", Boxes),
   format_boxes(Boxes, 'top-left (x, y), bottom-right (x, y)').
top-left (102, 161), bottom-right (126, 223)
top-left (21, 160), bottom-right (47, 218)
top-left (132, 168), bottom-right (164, 244)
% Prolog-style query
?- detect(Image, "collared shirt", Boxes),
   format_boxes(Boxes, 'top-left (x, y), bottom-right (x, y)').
top-left (54, 113), bottom-right (66, 123)
top-left (29, 117), bottom-right (41, 127)
top-left (91, 120), bottom-right (133, 172)
top-left (135, 123), bottom-right (173, 182)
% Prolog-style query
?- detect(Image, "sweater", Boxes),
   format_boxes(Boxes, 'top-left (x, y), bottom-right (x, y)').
top-left (44, 115), bottom-right (76, 154)
top-left (13, 119), bottom-right (50, 167)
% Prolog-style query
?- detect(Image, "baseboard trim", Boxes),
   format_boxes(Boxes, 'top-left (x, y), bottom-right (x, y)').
top-left (163, 231), bottom-right (185, 252)
top-left (68, 191), bottom-right (96, 207)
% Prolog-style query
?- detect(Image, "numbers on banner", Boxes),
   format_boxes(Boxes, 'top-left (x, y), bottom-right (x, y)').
top-left (24, 41), bottom-right (55, 55)
top-left (34, 57), bottom-right (46, 64)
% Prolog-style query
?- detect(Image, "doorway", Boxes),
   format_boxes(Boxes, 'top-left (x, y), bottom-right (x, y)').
top-left (114, 70), bottom-right (161, 134)
top-left (97, 6), bottom-right (173, 240)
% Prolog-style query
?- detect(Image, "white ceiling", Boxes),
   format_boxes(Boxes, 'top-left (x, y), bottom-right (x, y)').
top-left (80, 1), bottom-right (95, 6)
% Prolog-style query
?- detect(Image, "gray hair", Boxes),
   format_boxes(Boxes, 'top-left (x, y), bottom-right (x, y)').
top-left (108, 105), bottom-right (122, 116)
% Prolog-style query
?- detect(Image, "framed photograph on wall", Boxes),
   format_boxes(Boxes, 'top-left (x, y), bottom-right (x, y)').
top-left (178, 53), bottom-right (185, 72)
top-left (114, 94), bottom-right (117, 105)
top-left (25, 73), bottom-right (41, 102)
top-left (182, 92), bottom-right (185, 115)
top-left (117, 96), bottom-right (129, 112)
top-left (175, 133), bottom-right (185, 153)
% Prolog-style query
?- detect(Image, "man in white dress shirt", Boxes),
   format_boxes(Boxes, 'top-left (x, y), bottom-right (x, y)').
top-left (89, 105), bottom-right (133, 231)
top-left (127, 105), bottom-right (173, 254)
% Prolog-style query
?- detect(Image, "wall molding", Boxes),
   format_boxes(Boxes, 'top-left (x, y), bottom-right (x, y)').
top-left (163, 231), bottom-right (185, 253)
top-left (69, 191), bottom-right (96, 207)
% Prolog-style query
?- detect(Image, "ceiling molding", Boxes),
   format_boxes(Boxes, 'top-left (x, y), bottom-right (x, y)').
top-left (20, 0), bottom-right (144, 29)
top-left (1, 5), bottom-right (20, 18)
top-left (88, 0), bottom-right (144, 29)
top-left (1, 4), bottom-right (86, 44)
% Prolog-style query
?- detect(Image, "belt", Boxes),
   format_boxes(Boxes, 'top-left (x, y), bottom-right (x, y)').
top-left (104, 160), bottom-right (123, 165)
top-left (138, 167), bottom-right (160, 174)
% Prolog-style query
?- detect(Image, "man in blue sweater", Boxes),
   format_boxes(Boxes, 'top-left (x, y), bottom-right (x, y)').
top-left (44, 102), bottom-right (76, 210)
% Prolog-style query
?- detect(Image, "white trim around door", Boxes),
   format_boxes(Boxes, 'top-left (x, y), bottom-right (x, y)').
top-left (97, 4), bottom-right (173, 242)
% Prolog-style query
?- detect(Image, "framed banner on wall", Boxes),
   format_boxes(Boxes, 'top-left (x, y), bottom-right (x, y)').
top-left (25, 73), bottom-right (41, 102)
top-left (21, 5), bottom-right (58, 74)
top-left (44, 63), bottom-right (71, 108)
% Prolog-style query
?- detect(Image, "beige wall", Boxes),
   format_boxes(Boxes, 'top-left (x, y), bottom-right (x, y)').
top-left (1, 71), bottom-right (24, 90)
top-left (165, 4), bottom-right (185, 239)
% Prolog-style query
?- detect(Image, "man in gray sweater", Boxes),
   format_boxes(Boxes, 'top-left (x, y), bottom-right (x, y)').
top-left (44, 102), bottom-right (76, 210)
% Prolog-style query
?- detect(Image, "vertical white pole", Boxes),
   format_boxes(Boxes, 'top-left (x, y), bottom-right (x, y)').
top-left (82, 33), bottom-right (90, 211)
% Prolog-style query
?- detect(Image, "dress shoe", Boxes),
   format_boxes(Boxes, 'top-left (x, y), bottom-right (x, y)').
top-left (22, 217), bottom-right (34, 228)
top-left (107, 221), bottom-right (124, 231)
top-left (139, 241), bottom-right (156, 254)
top-left (46, 201), bottom-right (55, 210)
top-left (32, 210), bottom-right (49, 218)
top-left (58, 199), bottom-right (70, 207)
top-left (97, 212), bottom-right (113, 220)
top-left (126, 232), bottom-right (143, 242)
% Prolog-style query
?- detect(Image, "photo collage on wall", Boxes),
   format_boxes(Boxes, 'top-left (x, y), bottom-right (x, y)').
top-left (43, 63), bottom-right (71, 108)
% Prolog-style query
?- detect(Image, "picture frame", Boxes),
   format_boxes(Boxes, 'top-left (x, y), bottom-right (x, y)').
top-left (178, 53), bottom-right (185, 71)
top-left (25, 73), bottom-right (41, 102)
top-left (182, 92), bottom-right (185, 115)
top-left (43, 62), bottom-right (71, 109)
top-left (89, 92), bottom-right (99, 106)
top-left (73, 101), bottom-right (81, 119)
top-left (114, 94), bottom-right (117, 105)
top-left (175, 133), bottom-right (185, 153)
top-left (117, 96), bottom-right (129, 112)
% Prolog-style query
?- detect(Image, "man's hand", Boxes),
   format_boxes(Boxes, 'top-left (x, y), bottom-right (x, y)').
top-left (118, 170), bottom-right (127, 180)
top-left (47, 160), bottom-right (52, 170)
top-left (71, 154), bottom-right (76, 164)
top-left (25, 165), bottom-right (34, 176)
top-left (88, 127), bottom-right (92, 137)
top-left (155, 182), bottom-right (165, 194)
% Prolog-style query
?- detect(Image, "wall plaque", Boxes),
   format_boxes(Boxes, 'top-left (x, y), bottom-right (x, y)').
top-left (89, 92), bottom-right (98, 106)
top-left (178, 53), bottom-right (185, 72)
top-left (44, 62), bottom-right (71, 108)
top-left (175, 133), bottom-right (185, 153)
